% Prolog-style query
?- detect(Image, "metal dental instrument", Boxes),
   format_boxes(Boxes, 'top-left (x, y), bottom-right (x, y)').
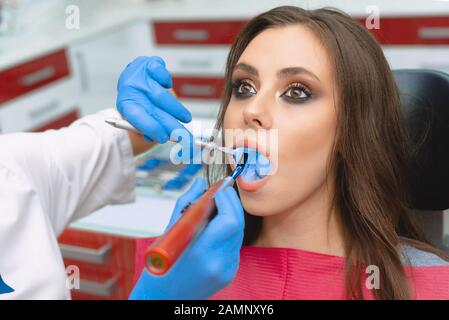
top-left (144, 152), bottom-right (249, 275)
top-left (105, 118), bottom-right (234, 155)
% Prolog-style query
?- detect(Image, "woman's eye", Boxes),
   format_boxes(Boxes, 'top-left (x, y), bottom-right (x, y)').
top-left (282, 83), bottom-right (311, 103)
top-left (232, 80), bottom-right (256, 98)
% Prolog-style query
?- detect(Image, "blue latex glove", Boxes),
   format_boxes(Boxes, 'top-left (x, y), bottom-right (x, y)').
top-left (129, 178), bottom-right (245, 300)
top-left (116, 56), bottom-right (192, 144)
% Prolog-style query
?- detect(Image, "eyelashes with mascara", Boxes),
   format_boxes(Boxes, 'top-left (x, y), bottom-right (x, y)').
top-left (231, 78), bottom-right (312, 104)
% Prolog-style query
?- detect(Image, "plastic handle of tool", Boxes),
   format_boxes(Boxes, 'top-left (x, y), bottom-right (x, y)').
top-left (144, 179), bottom-right (226, 275)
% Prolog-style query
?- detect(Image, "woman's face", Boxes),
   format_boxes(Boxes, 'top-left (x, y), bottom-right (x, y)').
top-left (223, 24), bottom-right (338, 216)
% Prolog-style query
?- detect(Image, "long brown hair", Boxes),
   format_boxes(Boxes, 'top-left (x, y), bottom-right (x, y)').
top-left (206, 5), bottom-right (448, 299)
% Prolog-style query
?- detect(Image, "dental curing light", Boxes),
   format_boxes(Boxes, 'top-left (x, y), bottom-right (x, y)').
top-left (144, 152), bottom-right (248, 275)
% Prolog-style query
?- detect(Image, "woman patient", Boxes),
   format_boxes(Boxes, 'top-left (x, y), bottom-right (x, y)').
top-left (133, 6), bottom-right (449, 299)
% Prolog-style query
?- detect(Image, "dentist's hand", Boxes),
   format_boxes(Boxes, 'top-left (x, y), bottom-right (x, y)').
top-left (129, 178), bottom-right (245, 300)
top-left (116, 56), bottom-right (192, 144)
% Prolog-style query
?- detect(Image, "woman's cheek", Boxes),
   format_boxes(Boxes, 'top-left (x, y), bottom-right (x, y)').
top-left (256, 119), bottom-right (334, 212)
top-left (238, 153), bottom-right (330, 217)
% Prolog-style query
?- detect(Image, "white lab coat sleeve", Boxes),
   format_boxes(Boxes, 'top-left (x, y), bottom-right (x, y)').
top-left (0, 167), bottom-right (70, 299)
top-left (0, 108), bottom-right (136, 236)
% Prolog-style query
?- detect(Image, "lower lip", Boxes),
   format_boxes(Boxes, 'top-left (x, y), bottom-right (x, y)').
top-left (237, 174), bottom-right (270, 192)
top-left (230, 146), bottom-right (272, 192)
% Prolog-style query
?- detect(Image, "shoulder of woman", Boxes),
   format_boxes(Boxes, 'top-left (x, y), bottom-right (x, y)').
top-left (400, 243), bottom-right (449, 267)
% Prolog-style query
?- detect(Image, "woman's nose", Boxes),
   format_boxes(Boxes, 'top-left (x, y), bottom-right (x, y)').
top-left (242, 95), bottom-right (273, 130)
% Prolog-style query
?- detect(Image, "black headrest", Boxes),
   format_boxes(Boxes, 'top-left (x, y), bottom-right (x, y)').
top-left (393, 69), bottom-right (449, 211)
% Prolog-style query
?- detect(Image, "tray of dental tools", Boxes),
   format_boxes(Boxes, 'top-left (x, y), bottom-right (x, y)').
top-left (134, 140), bottom-right (205, 198)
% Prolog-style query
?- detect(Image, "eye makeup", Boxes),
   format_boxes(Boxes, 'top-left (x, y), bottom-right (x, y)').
top-left (281, 82), bottom-right (312, 104)
top-left (231, 79), bottom-right (257, 99)
top-left (231, 77), bottom-right (313, 104)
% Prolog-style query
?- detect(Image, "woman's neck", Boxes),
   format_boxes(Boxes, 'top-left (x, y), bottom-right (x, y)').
top-left (253, 181), bottom-right (345, 257)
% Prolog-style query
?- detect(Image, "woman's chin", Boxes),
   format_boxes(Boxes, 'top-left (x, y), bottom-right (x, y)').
top-left (237, 188), bottom-right (277, 217)
top-left (235, 173), bottom-right (287, 216)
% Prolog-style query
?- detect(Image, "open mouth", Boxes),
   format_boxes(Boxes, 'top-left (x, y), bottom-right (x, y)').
top-left (228, 138), bottom-right (272, 192)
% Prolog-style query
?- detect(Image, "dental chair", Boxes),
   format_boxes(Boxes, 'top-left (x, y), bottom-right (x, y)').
top-left (393, 69), bottom-right (449, 252)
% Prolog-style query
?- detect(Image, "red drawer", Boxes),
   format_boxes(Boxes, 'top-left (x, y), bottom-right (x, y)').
top-left (59, 229), bottom-right (136, 300)
top-left (153, 20), bottom-right (247, 45)
top-left (172, 76), bottom-right (224, 100)
top-left (32, 108), bottom-right (79, 132)
top-left (0, 50), bottom-right (70, 104)
top-left (153, 17), bottom-right (449, 46)
top-left (358, 16), bottom-right (449, 45)
top-left (68, 263), bottom-right (129, 300)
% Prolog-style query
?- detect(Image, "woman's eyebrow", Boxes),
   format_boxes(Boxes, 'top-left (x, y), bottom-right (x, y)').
top-left (234, 63), bottom-right (320, 82)
top-left (277, 67), bottom-right (320, 82)
top-left (234, 62), bottom-right (259, 77)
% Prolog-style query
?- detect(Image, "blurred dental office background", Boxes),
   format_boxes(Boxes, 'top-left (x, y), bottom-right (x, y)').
top-left (0, 0), bottom-right (448, 299)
